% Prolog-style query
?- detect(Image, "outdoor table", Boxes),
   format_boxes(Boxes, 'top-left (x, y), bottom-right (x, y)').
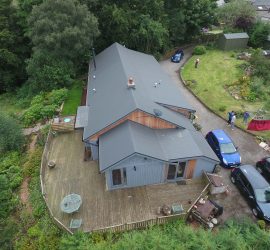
top-left (60, 194), bottom-right (82, 214)
top-left (195, 200), bottom-right (216, 219)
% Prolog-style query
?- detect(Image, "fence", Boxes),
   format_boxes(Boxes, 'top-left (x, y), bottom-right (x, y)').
top-left (92, 213), bottom-right (186, 233)
top-left (186, 171), bottom-right (211, 214)
top-left (40, 129), bottom-right (73, 234)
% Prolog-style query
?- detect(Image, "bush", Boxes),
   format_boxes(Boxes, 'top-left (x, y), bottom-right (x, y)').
top-left (22, 89), bottom-right (68, 126)
top-left (219, 105), bottom-right (227, 112)
top-left (249, 21), bottom-right (270, 48)
top-left (193, 45), bottom-right (206, 55)
top-left (257, 220), bottom-right (266, 230)
top-left (0, 113), bottom-right (25, 153)
top-left (193, 122), bottom-right (202, 131)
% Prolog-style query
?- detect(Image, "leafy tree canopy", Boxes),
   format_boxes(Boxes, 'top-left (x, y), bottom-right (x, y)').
top-left (0, 0), bottom-right (28, 93)
top-left (28, 0), bottom-right (99, 68)
top-left (0, 113), bottom-right (25, 153)
top-left (26, 0), bottom-right (99, 94)
top-left (249, 21), bottom-right (270, 48)
top-left (165, 0), bottom-right (217, 44)
top-left (217, 0), bottom-right (256, 31)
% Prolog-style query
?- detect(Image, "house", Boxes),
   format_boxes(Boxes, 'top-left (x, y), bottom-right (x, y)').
top-left (218, 33), bottom-right (249, 50)
top-left (76, 43), bottom-right (219, 190)
top-left (251, 0), bottom-right (270, 22)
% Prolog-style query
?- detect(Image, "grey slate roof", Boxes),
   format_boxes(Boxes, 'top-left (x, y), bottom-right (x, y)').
top-left (251, 0), bottom-right (270, 7)
top-left (99, 121), bottom-right (219, 172)
top-left (75, 106), bottom-right (89, 129)
top-left (224, 33), bottom-right (249, 39)
top-left (83, 43), bottom-right (195, 141)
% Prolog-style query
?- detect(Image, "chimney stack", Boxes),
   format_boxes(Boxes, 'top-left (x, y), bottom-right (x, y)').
top-left (127, 77), bottom-right (136, 89)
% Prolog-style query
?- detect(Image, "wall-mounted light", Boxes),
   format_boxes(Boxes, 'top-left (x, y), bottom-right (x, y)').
top-left (134, 166), bottom-right (136, 171)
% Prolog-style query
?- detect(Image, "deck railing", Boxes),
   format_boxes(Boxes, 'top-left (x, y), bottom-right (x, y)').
top-left (186, 171), bottom-right (211, 214)
top-left (92, 213), bottom-right (186, 233)
top-left (40, 128), bottom-right (73, 234)
top-left (40, 130), bottom-right (212, 234)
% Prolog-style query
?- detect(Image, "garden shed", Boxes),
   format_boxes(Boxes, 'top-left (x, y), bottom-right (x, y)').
top-left (218, 33), bottom-right (249, 51)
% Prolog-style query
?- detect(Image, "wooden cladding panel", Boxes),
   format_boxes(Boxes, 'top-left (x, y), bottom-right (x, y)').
top-left (185, 160), bottom-right (197, 179)
top-left (89, 110), bottom-right (176, 141)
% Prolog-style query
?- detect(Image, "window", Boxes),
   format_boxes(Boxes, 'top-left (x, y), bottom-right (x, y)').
top-left (112, 169), bottom-right (122, 185)
top-left (176, 162), bottom-right (186, 178)
top-left (220, 143), bottom-right (236, 154)
top-left (167, 164), bottom-right (176, 180)
top-left (167, 162), bottom-right (186, 180)
top-left (112, 168), bottom-right (127, 186)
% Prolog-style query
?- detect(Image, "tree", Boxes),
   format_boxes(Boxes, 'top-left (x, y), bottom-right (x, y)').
top-left (26, 0), bottom-right (99, 93)
top-left (250, 49), bottom-right (270, 84)
top-left (0, 0), bottom-right (28, 93)
top-left (93, 1), bottom-right (168, 54)
top-left (165, 0), bottom-right (218, 43)
top-left (249, 21), bottom-right (270, 48)
top-left (217, 0), bottom-right (256, 31)
top-left (0, 113), bottom-right (25, 153)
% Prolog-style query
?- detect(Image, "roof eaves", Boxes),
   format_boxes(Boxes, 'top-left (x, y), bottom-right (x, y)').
top-left (155, 102), bottom-right (196, 112)
top-left (100, 152), bottom-right (167, 173)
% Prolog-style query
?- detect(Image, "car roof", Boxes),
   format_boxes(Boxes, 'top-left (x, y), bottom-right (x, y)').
top-left (240, 165), bottom-right (269, 189)
top-left (211, 129), bottom-right (232, 144)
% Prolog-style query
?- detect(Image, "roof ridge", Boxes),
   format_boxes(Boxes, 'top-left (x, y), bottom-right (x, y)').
top-left (115, 44), bottom-right (139, 108)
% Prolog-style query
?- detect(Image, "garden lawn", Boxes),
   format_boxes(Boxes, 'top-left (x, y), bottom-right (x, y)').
top-left (62, 81), bottom-right (83, 115)
top-left (182, 49), bottom-right (270, 139)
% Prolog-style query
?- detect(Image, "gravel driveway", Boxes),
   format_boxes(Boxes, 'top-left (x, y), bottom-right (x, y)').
top-left (160, 47), bottom-right (270, 222)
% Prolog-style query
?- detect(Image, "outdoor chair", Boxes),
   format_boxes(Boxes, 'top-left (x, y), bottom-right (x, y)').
top-left (69, 218), bottom-right (82, 229)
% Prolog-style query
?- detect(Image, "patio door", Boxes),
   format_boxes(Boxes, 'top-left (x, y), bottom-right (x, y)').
top-left (167, 162), bottom-right (186, 180)
top-left (112, 168), bottom-right (127, 186)
top-left (167, 164), bottom-right (177, 180)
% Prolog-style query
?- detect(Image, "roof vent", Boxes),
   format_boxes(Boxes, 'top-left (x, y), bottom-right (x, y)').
top-left (153, 109), bottom-right (162, 117)
top-left (127, 77), bottom-right (136, 89)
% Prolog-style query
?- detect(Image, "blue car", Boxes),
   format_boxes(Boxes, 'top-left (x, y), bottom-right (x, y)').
top-left (171, 49), bottom-right (184, 63)
top-left (206, 129), bottom-right (241, 168)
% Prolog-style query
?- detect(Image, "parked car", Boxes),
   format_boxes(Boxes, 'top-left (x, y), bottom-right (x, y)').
top-left (256, 157), bottom-right (270, 182)
top-left (171, 49), bottom-right (184, 63)
top-left (231, 165), bottom-right (270, 221)
top-left (205, 129), bottom-right (241, 168)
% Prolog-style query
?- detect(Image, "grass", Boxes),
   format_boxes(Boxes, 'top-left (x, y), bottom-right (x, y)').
top-left (182, 49), bottom-right (270, 140)
top-left (62, 81), bottom-right (83, 115)
top-left (0, 93), bottom-right (25, 115)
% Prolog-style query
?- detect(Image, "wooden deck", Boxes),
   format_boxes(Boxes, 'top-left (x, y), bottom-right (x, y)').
top-left (43, 130), bottom-right (207, 232)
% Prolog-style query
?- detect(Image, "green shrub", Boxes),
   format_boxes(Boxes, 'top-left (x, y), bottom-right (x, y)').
top-left (193, 122), bottom-right (202, 131)
top-left (193, 45), bottom-right (206, 55)
top-left (219, 105), bottom-right (227, 112)
top-left (0, 113), bottom-right (25, 153)
top-left (257, 220), bottom-right (266, 230)
top-left (23, 147), bottom-right (43, 178)
top-left (22, 88), bottom-right (68, 126)
top-left (0, 175), bottom-right (14, 219)
top-left (249, 21), bottom-right (270, 48)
